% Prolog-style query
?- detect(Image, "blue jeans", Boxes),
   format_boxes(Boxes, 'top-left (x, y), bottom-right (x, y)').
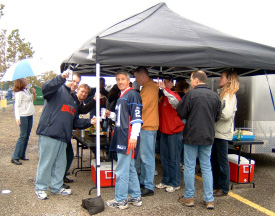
top-left (184, 144), bottom-right (214, 202)
top-left (211, 138), bottom-right (230, 193)
top-left (138, 129), bottom-right (157, 190)
top-left (12, 116), bottom-right (33, 159)
top-left (115, 151), bottom-right (141, 201)
top-left (35, 135), bottom-right (67, 193)
top-left (64, 141), bottom-right (74, 179)
top-left (160, 132), bottom-right (182, 187)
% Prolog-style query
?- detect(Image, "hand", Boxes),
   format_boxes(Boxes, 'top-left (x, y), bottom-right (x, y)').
top-left (128, 139), bottom-right (137, 150)
top-left (31, 88), bottom-right (36, 94)
top-left (93, 93), bottom-right (102, 100)
top-left (90, 118), bottom-right (96, 124)
top-left (16, 119), bottom-right (21, 126)
top-left (105, 109), bottom-right (111, 118)
top-left (62, 69), bottom-right (70, 79)
top-left (158, 81), bottom-right (165, 89)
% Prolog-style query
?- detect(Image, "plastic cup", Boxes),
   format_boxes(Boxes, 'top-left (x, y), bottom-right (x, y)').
top-left (101, 108), bottom-right (106, 119)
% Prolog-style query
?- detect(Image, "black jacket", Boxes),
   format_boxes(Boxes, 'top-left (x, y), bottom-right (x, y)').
top-left (36, 75), bottom-right (91, 143)
top-left (71, 91), bottom-right (96, 115)
top-left (176, 84), bottom-right (221, 145)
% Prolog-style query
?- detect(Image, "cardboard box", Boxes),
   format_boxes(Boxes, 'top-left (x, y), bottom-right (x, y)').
top-left (91, 159), bottom-right (117, 187)
top-left (228, 154), bottom-right (255, 183)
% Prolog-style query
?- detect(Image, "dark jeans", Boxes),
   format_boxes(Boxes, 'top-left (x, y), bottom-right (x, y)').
top-left (180, 140), bottom-right (184, 165)
top-left (64, 141), bottom-right (74, 179)
top-left (160, 132), bottom-right (182, 187)
top-left (12, 116), bottom-right (33, 159)
top-left (211, 138), bottom-right (230, 194)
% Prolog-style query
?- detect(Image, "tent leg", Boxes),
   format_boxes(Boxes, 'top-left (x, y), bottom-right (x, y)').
top-left (96, 63), bottom-right (101, 197)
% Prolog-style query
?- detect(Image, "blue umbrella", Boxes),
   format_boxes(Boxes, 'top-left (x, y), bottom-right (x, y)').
top-left (1, 59), bottom-right (54, 81)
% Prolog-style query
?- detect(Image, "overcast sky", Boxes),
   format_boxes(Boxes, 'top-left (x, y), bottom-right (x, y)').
top-left (1, 0), bottom-right (275, 84)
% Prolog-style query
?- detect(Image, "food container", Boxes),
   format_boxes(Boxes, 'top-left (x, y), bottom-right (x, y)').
top-left (232, 135), bottom-right (256, 141)
top-left (232, 128), bottom-right (255, 141)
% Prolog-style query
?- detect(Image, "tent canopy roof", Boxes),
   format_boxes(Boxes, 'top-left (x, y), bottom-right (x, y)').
top-left (62, 2), bottom-right (275, 78)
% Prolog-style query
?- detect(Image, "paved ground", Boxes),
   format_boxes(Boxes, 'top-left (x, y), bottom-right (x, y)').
top-left (0, 105), bottom-right (275, 216)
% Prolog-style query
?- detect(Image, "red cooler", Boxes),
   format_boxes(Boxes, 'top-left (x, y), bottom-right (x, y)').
top-left (228, 154), bottom-right (255, 183)
top-left (91, 159), bottom-right (117, 187)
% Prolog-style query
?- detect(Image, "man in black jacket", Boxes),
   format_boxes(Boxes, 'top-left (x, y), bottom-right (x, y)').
top-left (176, 70), bottom-right (221, 209)
top-left (63, 83), bottom-right (96, 186)
top-left (35, 71), bottom-right (93, 200)
top-left (77, 84), bottom-right (96, 115)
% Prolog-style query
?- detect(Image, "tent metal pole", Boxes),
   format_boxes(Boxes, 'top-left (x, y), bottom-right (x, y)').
top-left (96, 63), bottom-right (101, 196)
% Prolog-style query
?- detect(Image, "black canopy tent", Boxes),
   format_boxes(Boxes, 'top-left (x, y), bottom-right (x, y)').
top-left (61, 2), bottom-right (275, 78)
top-left (63, 3), bottom-right (275, 208)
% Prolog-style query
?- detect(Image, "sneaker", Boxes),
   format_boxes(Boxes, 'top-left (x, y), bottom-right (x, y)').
top-left (106, 199), bottom-right (128, 210)
top-left (181, 165), bottom-right (185, 170)
top-left (127, 196), bottom-right (142, 207)
top-left (52, 188), bottom-right (72, 195)
top-left (178, 196), bottom-right (194, 207)
top-left (166, 186), bottom-right (180, 193)
top-left (203, 201), bottom-right (214, 209)
top-left (155, 183), bottom-right (170, 189)
top-left (36, 190), bottom-right (48, 200)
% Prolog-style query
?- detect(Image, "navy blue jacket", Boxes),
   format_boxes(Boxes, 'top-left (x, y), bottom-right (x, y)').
top-left (36, 75), bottom-right (91, 143)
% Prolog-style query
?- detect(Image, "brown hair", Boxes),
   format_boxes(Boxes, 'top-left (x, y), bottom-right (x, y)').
top-left (73, 72), bottom-right (81, 79)
top-left (13, 78), bottom-right (27, 92)
top-left (78, 83), bottom-right (91, 93)
top-left (220, 69), bottom-right (239, 99)
top-left (191, 70), bottom-right (207, 83)
top-left (133, 66), bottom-right (149, 76)
top-left (182, 82), bottom-right (190, 90)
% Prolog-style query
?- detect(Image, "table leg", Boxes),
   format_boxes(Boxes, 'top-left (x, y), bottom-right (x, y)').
top-left (75, 145), bottom-right (91, 176)
top-left (248, 143), bottom-right (255, 188)
top-left (72, 140), bottom-right (81, 174)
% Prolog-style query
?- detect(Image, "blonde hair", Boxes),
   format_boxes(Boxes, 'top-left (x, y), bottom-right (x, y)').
top-left (220, 69), bottom-right (239, 99)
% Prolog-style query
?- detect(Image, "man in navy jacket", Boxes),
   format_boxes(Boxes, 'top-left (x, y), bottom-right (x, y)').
top-left (35, 71), bottom-right (93, 200)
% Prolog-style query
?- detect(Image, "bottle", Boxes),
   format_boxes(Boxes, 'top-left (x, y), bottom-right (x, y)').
top-left (66, 68), bottom-right (73, 81)
top-left (237, 128), bottom-right (242, 141)
top-left (107, 126), bottom-right (110, 138)
top-left (81, 129), bottom-right (85, 138)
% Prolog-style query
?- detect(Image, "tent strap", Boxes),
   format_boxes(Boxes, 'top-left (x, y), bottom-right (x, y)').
top-left (264, 70), bottom-right (275, 111)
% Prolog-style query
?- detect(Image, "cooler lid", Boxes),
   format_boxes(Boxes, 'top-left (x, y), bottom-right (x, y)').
top-left (228, 154), bottom-right (255, 165)
top-left (91, 159), bottom-right (117, 169)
